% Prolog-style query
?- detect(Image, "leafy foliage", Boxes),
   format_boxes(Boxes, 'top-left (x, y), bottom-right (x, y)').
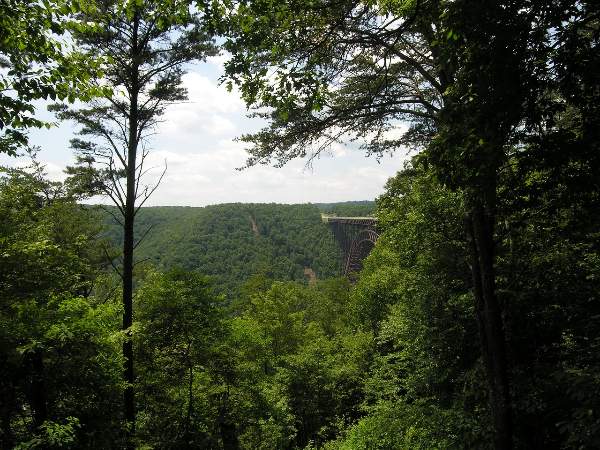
top-left (315, 201), bottom-right (375, 217)
top-left (53, 1), bottom-right (220, 436)
top-left (0, 167), bottom-right (123, 448)
top-left (135, 269), bottom-right (227, 448)
top-left (0, 0), bottom-right (105, 154)
top-left (1, 1), bottom-right (599, 449)
top-left (219, 0), bottom-right (600, 446)
top-left (98, 203), bottom-right (343, 295)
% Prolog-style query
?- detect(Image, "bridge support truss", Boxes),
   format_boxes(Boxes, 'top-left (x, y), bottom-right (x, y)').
top-left (323, 216), bottom-right (379, 279)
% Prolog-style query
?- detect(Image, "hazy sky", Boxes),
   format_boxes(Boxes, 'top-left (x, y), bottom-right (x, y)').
top-left (0, 56), bottom-right (409, 206)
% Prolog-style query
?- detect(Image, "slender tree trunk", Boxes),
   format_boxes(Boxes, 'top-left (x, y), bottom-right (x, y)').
top-left (28, 349), bottom-right (47, 429)
top-left (123, 12), bottom-right (140, 448)
top-left (466, 180), bottom-right (512, 450)
top-left (219, 391), bottom-right (239, 450)
top-left (122, 198), bottom-right (135, 446)
top-left (183, 342), bottom-right (194, 438)
top-left (185, 362), bottom-right (194, 437)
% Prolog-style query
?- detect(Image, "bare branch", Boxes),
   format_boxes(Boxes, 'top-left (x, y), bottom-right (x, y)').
top-left (133, 257), bottom-right (152, 267)
top-left (99, 204), bottom-right (124, 227)
top-left (133, 224), bottom-right (154, 250)
top-left (134, 159), bottom-right (167, 215)
top-left (102, 242), bottom-right (123, 280)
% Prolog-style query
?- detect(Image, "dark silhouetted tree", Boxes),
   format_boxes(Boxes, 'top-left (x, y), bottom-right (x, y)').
top-left (55, 0), bottom-right (217, 443)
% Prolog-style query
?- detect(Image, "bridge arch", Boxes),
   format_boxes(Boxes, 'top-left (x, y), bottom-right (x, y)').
top-left (323, 215), bottom-right (379, 278)
top-left (345, 229), bottom-right (379, 275)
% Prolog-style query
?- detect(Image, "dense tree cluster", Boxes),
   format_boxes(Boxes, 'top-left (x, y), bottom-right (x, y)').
top-left (0, 167), bottom-right (123, 447)
top-left (315, 201), bottom-right (375, 218)
top-left (0, 0), bottom-right (598, 448)
top-left (219, 0), bottom-right (600, 447)
top-left (337, 159), bottom-right (600, 448)
top-left (0, 166), bottom-right (371, 448)
top-left (99, 203), bottom-right (348, 295)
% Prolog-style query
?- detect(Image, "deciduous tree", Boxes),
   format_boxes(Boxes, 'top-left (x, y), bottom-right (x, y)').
top-left (0, 0), bottom-right (104, 154)
top-left (0, 164), bottom-right (122, 448)
top-left (219, 1), bottom-right (596, 447)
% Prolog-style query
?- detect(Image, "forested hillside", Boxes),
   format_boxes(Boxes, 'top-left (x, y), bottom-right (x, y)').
top-left (1, 0), bottom-right (598, 449)
top-left (98, 202), bottom-right (373, 294)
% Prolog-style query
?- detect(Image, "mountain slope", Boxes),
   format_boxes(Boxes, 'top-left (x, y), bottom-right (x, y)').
top-left (98, 201), bottom-right (374, 294)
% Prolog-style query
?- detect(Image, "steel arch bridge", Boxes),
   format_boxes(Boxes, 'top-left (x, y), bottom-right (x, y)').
top-left (322, 215), bottom-right (379, 279)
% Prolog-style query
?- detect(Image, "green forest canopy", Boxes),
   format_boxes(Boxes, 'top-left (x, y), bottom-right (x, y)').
top-left (97, 201), bottom-right (375, 294)
top-left (1, 0), bottom-right (599, 449)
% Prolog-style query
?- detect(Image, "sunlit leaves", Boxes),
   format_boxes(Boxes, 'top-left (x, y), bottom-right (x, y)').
top-left (0, 0), bottom-right (105, 154)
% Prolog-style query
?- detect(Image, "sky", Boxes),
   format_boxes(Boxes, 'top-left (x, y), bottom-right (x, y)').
top-left (0, 56), bottom-right (410, 207)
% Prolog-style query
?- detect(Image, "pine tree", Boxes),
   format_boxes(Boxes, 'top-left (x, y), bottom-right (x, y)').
top-left (54, 0), bottom-right (218, 443)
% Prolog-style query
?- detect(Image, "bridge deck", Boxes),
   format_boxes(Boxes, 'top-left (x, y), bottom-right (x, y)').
top-left (321, 215), bottom-right (377, 225)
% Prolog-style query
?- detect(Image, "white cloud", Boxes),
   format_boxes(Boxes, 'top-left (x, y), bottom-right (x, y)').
top-left (135, 136), bottom-right (405, 206)
top-left (206, 52), bottom-right (230, 69)
top-left (15, 64), bottom-right (410, 207)
top-left (43, 162), bottom-right (69, 182)
top-left (157, 72), bottom-right (246, 143)
top-left (0, 155), bottom-right (67, 182)
top-left (384, 123), bottom-right (410, 140)
top-left (327, 142), bottom-right (348, 158)
top-left (182, 72), bottom-right (244, 114)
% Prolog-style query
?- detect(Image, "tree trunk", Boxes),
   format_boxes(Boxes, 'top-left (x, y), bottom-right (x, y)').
top-left (466, 183), bottom-right (512, 449)
top-left (219, 392), bottom-right (239, 450)
top-left (28, 349), bottom-right (47, 429)
top-left (123, 11), bottom-right (140, 448)
top-left (184, 345), bottom-right (194, 439)
top-left (122, 197), bottom-right (135, 446)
